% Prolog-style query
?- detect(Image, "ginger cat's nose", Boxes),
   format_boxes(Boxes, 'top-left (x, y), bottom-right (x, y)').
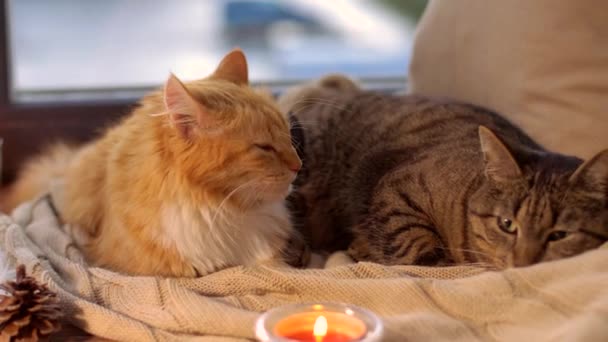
top-left (288, 160), bottom-right (302, 173)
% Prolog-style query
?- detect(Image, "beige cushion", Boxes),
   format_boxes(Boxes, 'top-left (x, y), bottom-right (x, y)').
top-left (408, 0), bottom-right (608, 158)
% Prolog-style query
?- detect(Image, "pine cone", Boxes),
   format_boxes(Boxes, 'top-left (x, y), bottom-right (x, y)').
top-left (0, 265), bottom-right (63, 342)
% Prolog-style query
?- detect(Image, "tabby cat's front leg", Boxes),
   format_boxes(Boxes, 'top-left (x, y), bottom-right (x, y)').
top-left (281, 232), bottom-right (311, 268)
top-left (347, 188), bottom-right (448, 266)
top-left (348, 222), bottom-right (446, 266)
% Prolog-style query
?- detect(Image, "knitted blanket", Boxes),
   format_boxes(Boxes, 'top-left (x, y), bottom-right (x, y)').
top-left (0, 197), bottom-right (607, 341)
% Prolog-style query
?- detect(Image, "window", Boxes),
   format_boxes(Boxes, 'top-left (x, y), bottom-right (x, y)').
top-left (8, 0), bottom-right (420, 102)
top-left (0, 0), bottom-right (427, 182)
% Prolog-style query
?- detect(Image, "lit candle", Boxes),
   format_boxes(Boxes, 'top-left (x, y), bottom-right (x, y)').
top-left (255, 302), bottom-right (383, 342)
top-left (314, 316), bottom-right (327, 342)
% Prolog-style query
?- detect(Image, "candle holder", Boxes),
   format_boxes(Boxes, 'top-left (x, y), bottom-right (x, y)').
top-left (255, 302), bottom-right (383, 342)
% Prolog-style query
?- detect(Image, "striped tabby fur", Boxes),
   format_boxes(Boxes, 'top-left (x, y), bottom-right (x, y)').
top-left (282, 75), bottom-right (608, 268)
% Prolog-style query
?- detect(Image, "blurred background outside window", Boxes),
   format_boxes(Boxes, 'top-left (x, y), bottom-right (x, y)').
top-left (8, 0), bottom-right (427, 103)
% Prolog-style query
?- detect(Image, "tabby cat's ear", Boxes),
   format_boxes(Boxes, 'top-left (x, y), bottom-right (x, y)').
top-left (478, 126), bottom-right (522, 182)
top-left (164, 74), bottom-right (216, 139)
top-left (568, 149), bottom-right (608, 193)
top-left (211, 48), bottom-right (248, 85)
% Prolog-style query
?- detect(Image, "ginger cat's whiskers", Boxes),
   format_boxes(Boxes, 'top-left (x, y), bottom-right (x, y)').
top-left (210, 178), bottom-right (259, 231)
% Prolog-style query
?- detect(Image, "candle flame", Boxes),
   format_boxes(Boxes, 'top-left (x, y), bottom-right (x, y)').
top-left (313, 315), bottom-right (328, 339)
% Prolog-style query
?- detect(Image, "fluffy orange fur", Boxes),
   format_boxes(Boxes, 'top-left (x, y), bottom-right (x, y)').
top-left (2, 49), bottom-right (302, 277)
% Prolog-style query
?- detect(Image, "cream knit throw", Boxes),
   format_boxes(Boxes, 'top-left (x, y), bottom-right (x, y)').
top-left (0, 197), bottom-right (607, 341)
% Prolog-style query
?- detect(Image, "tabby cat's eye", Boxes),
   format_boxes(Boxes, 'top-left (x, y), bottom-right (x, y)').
top-left (547, 230), bottom-right (568, 242)
top-left (497, 217), bottom-right (517, 234)
top-left (255, 144), bottom-right (276, 152)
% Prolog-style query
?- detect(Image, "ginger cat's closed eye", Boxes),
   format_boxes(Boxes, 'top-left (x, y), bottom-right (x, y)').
top-left (2, 49), bottom-right (307, 277)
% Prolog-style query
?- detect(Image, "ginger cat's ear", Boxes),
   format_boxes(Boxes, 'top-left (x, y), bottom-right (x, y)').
top-left (164, 74), bottom-right (216, 139)
top-left (211, 48), bottom-right (249, 85)
top-left (478, 126), bottom-right (522, 182)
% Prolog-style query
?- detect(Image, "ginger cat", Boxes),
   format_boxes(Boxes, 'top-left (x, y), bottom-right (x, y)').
top-left (2, 49), bottom-right (306, 277)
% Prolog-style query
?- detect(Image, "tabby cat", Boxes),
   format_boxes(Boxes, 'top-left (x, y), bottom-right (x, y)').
top-left (281, 75), bottom-right (608, 268)
top-left (1, 49), bottom-right (307, 277)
